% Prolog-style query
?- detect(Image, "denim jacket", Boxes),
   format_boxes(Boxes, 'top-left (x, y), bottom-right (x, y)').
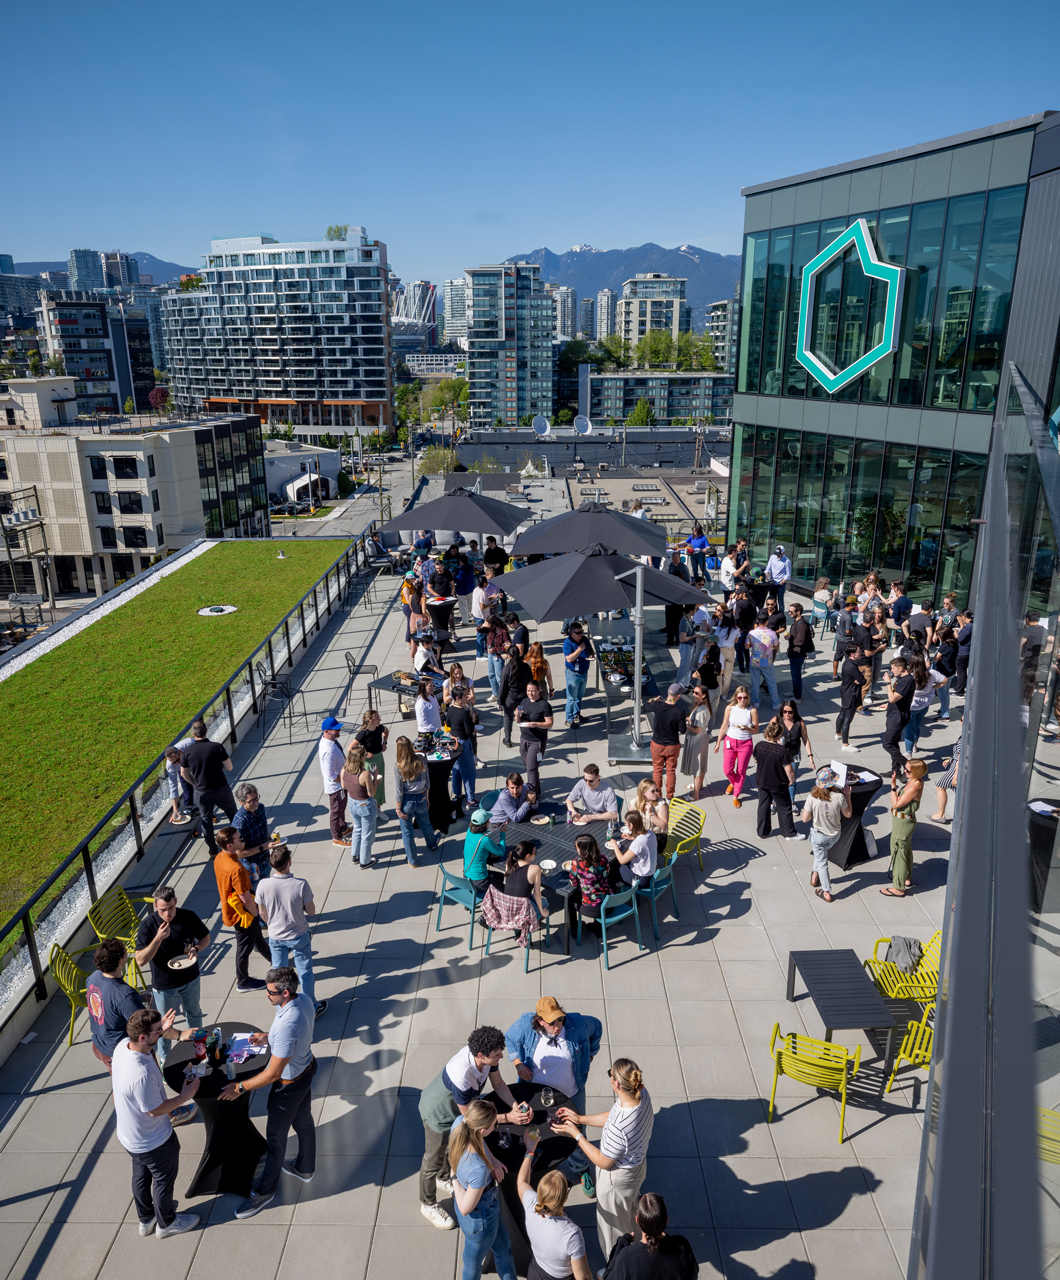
top-left (504, 1010), bottom-right (602, 1093)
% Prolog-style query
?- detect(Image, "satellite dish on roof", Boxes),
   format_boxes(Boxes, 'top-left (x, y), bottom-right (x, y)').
top-left (531, 415), bottom-right (551, 437)
top-left (573, 414), bottom-right (592, 435)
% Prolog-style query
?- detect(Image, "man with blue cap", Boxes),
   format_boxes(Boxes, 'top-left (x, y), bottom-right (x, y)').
top-left (318, 716), bottom-right (349, 847)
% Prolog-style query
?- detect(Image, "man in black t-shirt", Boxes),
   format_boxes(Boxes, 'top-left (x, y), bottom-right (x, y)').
top-left (483, 536), bottom-right (508, 575)
top-left (134, 885), bottom-right (210, 1063)
top-left (180, 718), bottom-right (237, 857)
top-left (731, 589), bottom-right (757, 674)
top-left (648, 684), bottom-right (687, 799)
top-left (881, 656), bottom-right (916, 775)
top-left (515, 680), bottom-right (553, 797)
top-left (835, 644), bottom-right (864, 748)
top-left (506, 613), bottom-right (530, 660)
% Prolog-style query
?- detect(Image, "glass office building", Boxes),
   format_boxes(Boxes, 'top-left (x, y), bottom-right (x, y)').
top-left (729, 113), bottom-right (1060, 604)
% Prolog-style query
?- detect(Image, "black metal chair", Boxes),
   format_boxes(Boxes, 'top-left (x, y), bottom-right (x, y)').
top-left (254, 660), bottom-right (308, 743)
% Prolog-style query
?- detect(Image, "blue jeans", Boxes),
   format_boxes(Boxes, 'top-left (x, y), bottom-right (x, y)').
top-left (455, 1195), bottom-right (516, 1280)
top-left (268, 931), bottom-right (315, 1005)
top-left (810, 828), bottom-right (837, 893)
top-left (565, 670), bottom-right (588, 721)
top-left (486, 653), bottom-right (505, 696)
top-left (450, 739), bottom-right (476, 806)
top-left (474, 623), bottom-right (487, 658)
top-left (152, 977), bottom-right (204, 1062)
top-left (350, 798), bottom-right (377, 866)
top-left (936, 684), bottom-right (950, 718)
top-left (774, 584), bottom-right (787, 610)
top-left (689, 550), bottom-right (706, 579)
top-left (398, 795), bottom-right (438, 865)
top-left (903, 707), bottom-right (928, 753)
top-left (787, 752), bottom-right (801, 806)
top-left (751, 663), bottom-right (779, 710)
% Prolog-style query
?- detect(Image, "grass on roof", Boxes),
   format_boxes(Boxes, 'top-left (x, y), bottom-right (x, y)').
top-left (0, 539), bottom-right (349, 925)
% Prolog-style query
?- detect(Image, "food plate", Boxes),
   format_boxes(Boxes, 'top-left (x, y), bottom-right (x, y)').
top-left (539, 859), bottom-right (557, 871)
top-left (562, 860), bottom-right (573, 872)
top-left (168, 954), bottom-right (196, 971)
top-left (530, 815), bottom-right (550, 826)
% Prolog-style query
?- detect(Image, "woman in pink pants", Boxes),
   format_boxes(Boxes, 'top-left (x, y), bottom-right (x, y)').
top-left (714, 685), bottom-right (758, 807)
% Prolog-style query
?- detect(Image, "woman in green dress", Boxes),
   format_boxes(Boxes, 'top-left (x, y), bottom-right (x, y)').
top-left (882, 758), bottom-right (926, 897)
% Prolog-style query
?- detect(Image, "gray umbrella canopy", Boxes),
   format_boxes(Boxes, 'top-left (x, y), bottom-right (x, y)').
top-left (511, 500), bottom-right (666, 558)
top-left (378, 487), bottom-right (524, 537)
top-left (499, 544), bottom-right (702, 624)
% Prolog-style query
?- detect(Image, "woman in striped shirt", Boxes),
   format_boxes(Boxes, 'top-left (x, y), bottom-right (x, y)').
top-left (552, 1057), bottom-right (654, 1261)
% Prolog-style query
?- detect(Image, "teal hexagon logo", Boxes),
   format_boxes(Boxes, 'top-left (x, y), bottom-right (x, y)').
top-left (795, 217), bottom-right (905, 394)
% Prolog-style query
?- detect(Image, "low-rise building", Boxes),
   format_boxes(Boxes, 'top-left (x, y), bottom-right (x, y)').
top-left (264, 439), bottom-right (340, 502)
top-left (578, 365), bottom-right (734, 426)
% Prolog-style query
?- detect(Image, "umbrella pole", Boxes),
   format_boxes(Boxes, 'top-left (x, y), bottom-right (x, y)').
top-left (631, 563), bottom-right (645, 747)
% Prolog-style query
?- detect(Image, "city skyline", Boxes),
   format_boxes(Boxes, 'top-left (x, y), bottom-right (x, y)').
top-left (6, 0), bottom-right (1059, 289)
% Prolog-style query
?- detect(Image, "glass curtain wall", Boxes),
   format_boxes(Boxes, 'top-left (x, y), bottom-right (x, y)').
top-left (738, 185), bottom-right (1026, 416)
top-left (728, 423), bottom-right (986, 602)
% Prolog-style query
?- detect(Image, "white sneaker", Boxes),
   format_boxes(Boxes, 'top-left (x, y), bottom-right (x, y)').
top-left (834, 734), bottom-right (841, 740)
top-left (420, 1202), bottom-right (455, 1230)
top-left (436, 1174), bottom-right (454, 1196)
top-left (138, 1218), bottom-right (156, 1237)
top-left (157, 1213), bottom-right (200, 1238)
top-left (841, 744), bottom-right (858, 753)
top-left (785, 834), bottom-right (808, 841)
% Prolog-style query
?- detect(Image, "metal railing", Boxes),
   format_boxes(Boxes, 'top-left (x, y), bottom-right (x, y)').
top-left (0, 519), bottom-right (392, 1024)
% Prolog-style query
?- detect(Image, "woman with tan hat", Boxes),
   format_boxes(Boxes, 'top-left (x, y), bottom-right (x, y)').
top-left (505, 997), bottom-right (603, 1197)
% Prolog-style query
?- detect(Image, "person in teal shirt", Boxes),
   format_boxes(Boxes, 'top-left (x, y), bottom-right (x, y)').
top-left (463, 809), bottom-right (505, 892)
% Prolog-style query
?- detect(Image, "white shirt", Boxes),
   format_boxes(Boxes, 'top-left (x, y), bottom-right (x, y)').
top-left (623, 831), bottom-right (657, 880)
top-left (720, 556), bottom-right (737, 590)
top-left (416, 695), bottom-right (442, 733)
top-left (318, 736), bottom-right (344, 795)
top-left (111, 1039), bottom-right (172, 1154)
top-left (716, 625), bottom-right (740, 649)
top-left (599, 1087), bottom-right (654, 1168)
top-left (693, 605), bottom-right (713, 629)
top-left (530, 1029), bottom-right (578, 1096)
top-left (765, 554), bottom-right (791, 583)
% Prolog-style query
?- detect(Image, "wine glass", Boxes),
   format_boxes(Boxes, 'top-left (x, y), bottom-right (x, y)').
top-left (497, 1128), bottom-right (511, 1148)
top-left (540, 1087), bottom-right (554, 1110)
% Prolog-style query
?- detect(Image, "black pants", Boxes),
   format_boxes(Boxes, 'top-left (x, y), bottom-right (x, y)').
top-left (951, 653), bottom-right (970, 694)
top-left (519, 737), bottom-right (544, 795)
top-left (736, 630), bottom-right (750, 672)
top-left (234, 916), bottom-right (271, 985)
top-left (502, 703), bottom-right (519, 744)
top-left (131, 1131), bottom-right (180, 1229)
top-left (194, 784), bottom-right (237, 856)
top-left (664, 604), bottom-right (682, 646)
top-left (835, 700), bottom-right (858, 744)
top-left (757, 786), bottom-right (796, 839)
top-left (258, 1059), bottom-right (317, 1195)
top-left (882, 714), bottom-right (909, 776)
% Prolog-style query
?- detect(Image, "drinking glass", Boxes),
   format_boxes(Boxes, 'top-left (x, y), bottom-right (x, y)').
top-left (540, 1087), bottom-right (554, 1109)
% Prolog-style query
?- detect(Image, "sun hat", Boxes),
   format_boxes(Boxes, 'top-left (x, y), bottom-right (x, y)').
top-left (815, 766), bottom-right (840, 787)
top-left (536, 996), bottom-right (566, 1022)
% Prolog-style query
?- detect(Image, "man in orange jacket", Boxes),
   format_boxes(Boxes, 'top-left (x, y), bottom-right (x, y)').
top-left (214, 827), bottom-right (271, 992)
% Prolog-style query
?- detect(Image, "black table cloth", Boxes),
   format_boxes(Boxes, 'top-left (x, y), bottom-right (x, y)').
top-left (1027, 800), bottom-right (1060, 913)
top-left (426, 749), bottom-right (464, 834)
top-left (828, 774), bottom-right (884, 870)
top-left (162, 1021), bottom-right (267, 1198)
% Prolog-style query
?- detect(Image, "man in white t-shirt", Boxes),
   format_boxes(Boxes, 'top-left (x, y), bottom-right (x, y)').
top-left (112, 1007), bottom-right (201, 1238)
top-left (318, 716), bottom-right (349, 848)
top-left (719, 544), bottom-right (738, 602)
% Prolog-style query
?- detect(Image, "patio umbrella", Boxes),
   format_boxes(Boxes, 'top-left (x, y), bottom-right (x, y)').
top-left (500, 545), bottom-right (703, 747)
top-left (377, 486), bottom-right (524, 538)
top-left (511, 500), bottom-right (666, 559)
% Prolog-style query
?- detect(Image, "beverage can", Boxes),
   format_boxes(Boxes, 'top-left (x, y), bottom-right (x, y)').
top-left (548, 814), bottom-right (554, 827)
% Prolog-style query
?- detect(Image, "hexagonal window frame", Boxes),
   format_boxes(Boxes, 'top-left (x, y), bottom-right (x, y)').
top-left (795, 217), bottom-right (906, 395)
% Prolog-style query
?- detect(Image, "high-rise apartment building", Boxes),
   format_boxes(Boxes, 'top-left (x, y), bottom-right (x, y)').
top-left (130, 286), bottom-right (167, 371)
top-left (705, 294), bottom-right (739, 373)
top-left (0, 255), bottom-right (14, 276)
top-left (464, 262), bottom-right (554, 427)
top-left (100, 251), bottom-right (140, 288)
top-left (68, 250), bottom-right (105, 293)
top-left (37, 294), bottom-right (154, 414)
top-left (544, 283), bottom-right (577, 340)
top-left (616, 274), bottom-right (692, 348)
top-left (0, 275), bottom-right (45, 316)
top-left (160, 228), bottom-right (392, 430)
top-left (442, 278), bottom-right (468, 349)
top-left (578, 297), bottom-right (595, 340)
top-left (596, 288), bottom-right (617, 341)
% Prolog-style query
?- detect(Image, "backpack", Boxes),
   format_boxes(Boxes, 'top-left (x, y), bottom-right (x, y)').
top-left (705, 553), bottom-right (722, 572)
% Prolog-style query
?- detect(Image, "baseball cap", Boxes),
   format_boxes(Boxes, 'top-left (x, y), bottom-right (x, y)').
top-left (815, 766), bottom-right (840, 788)
top-left (404, 571), bottom-right (415, 579)
top-left (321, 716), bottom-right (343, 732)
top-left (471, 808), bottom-right (492, 824)
top-left (775, 544), bottom-right (785, 553)
top-left (667, 682), bottom-right (684, 697)
top-left (536, 996), bottom-right (566, 1023)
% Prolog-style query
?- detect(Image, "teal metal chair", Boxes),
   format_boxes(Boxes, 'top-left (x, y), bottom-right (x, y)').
top-left (635, 862), bottom-right (679, 941)
top-left (435, 868), bottom-right (485, 950)
top-left (576, 885), bottom-right (644, 969)
top-left (478, 788), bottom-right (500, 814)
top-left (484, 897), bottom-right (552, 972)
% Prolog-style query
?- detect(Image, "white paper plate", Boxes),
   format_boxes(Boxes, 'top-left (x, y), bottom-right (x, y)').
top-left (539, 859), bottom-right (557, 871)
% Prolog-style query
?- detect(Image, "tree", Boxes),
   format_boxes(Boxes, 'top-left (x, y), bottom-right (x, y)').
top-left (675, 330), bottom-right (717, 371)
top-left (325, 224), bottom-right (349, 241)
top-left (267, 421), bottom-right (294, 440)
top-left (417, 445), bottom-right (456, 478)
top-left (319, 432), bottom-right (340, 450)
top-left (123, 397), bottom-right (135, 415)
top-left (635, 331), bottom-right (674, 366)
top-left (395, 381), bottom-right (422, 425)
top-left (27, 351), bottom-right (41, 377)
top-left (44, 354), bottom-right (65, 376)
top-left (428, 377), bottom-right (469, 418)
top-left (178, 276), bottom-right (203, 292)
top-left (396, 426), bottom-right (410, 446)
top-left (556, 339), bottom-right (592, 380)
top-left (336, 470), bottom-right (353, 496)
top-left (393, 358), bottom-right (415, 383)
top-left (148, 385), bottom-right (171, 414)
top-left (597, 332), bottom-right (631, 368)
top-left (367, 430), bottom-right (389, 450)
top-left (493, 416), bottom-right (505, 429)
top-left (467, 454), bottom-right (502, 473)
top-left (0, 361), bottom-right (15, 380)
top-left (153, 368), bottom-right (171, 385)
top-left (556, 408), bottom-right (574, 425)
top-left (626, 397), bottom-right (656, 426)
top-left (605, 416), bottom-right (618, 429)
top-left (519, 414), bottom-right (534, 428)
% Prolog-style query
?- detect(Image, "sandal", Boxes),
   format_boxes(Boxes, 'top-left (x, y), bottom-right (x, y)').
top-left (725, 783), bottom-right (734, 795)
top-left (879, 887), bottom-right (906, 897)
top-left (733, 797), bottom-right (742, 809)
top-left (814, 887), bottom-right (833, 902)
top-left (810, 871), bottom-right (819, 887)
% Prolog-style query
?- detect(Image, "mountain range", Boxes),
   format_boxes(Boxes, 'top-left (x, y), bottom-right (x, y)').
top-left (502, 243), bottom-right (741, 329)
top-left (12, 252), bottom-right (196, 284)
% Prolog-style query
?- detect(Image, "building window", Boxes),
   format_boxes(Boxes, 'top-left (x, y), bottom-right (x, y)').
top-left (89, 456), bottom-right (107, 480)
top-left (113, 457), bottom-right (138, 479)
top-left (117, 491), bottom-right (143, 515)
top-left (94, 492), bottom-right (111, 513)
top-left (99, 526), bottom-right (117, 548)
top-left (111, 554), bottom-right (135, 582)
top-left (147, 454), bottom-right (156, 477)
top-left (204, 506), bottom-right (222, 536)
top-left (155, 524), bottom-right (164, 544)
top-left (124, 526), bottom-right (148, 548)
top-left (151, 489), bottom-right (160, 512)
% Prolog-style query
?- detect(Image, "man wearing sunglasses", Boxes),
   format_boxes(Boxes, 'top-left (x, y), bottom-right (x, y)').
top-left (219, 966), bottom-right (316, 1218)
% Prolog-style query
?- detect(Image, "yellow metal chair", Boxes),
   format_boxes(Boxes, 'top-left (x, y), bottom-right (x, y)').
top-left (885, 1018), bottom-right (934, 1095)
top-left (87, 886), bottom-right (146, 989)
top-left (666, 797), bottom-right (707, 870)
top-left (863, 929), bottom-right (942, 1003)
top-left (1038, 1107), bottom-right (1060, 1164)
top-left (49, 943), bottom-right (95, 1046)
top-left (768, 1022), bottom-right (862, 1144)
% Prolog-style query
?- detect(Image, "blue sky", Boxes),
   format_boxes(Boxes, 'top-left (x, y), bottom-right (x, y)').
top-left (6, 0), bottom-right (1060, 287)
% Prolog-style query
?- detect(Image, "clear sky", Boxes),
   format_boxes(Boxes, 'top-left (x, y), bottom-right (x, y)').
top-left (6, 0), bottom-right (1060, 286)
